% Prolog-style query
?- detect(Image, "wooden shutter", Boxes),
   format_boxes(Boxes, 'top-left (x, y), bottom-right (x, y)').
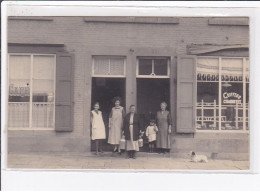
top-left (176, 55), bottom-right (196, 133)
top-left (55, 53), bottom-right (74, 132)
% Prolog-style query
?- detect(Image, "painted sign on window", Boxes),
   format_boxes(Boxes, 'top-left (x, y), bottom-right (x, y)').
top-left (223, 92), bottom-right (242, 104)
top-left (9, 83), bottom-right (30, 97)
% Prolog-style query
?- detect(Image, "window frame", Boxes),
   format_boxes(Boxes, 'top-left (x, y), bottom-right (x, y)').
top-left (92, 55), bottom-right (126, 78)
top-left (8, 53), bottom-right (56, 130)
top-left (196, 56), bottom-right (249, 133)
top-left (136, 57), bottom-right (170, 78)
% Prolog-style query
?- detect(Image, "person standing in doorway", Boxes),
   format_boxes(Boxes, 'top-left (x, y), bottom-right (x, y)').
top-left (146, 119), bottom-right (159, 153)
top-left (108, 97), bottom-right (125, 154)
top-left (123, 105), bottom-right (141, 159)
top-left (90, 102), bottom-right (106, 155)
top-left (156, 102), bottom-right (172, 154)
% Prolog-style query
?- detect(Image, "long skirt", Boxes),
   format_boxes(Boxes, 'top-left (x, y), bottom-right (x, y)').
top-left (157, 124), bottom-right (171, 149)
top-left (126, 125), bottom-right (139, 151)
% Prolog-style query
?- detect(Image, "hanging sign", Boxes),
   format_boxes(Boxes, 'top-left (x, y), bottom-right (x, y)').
top-left (9, 83), bottom-right (30, 97)
top-left (223, 92), bottom-right (242, 104)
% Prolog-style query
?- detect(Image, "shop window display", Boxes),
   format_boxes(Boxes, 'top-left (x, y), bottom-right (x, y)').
top-left (196, 57), bottom-right (249, 131)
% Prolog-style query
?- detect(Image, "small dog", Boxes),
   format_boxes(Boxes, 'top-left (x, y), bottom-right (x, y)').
top-left (190, 151), bottom-right (208, 163)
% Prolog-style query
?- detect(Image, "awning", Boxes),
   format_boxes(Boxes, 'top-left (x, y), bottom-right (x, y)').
top-left (187, 44), bottom-right (249, 55)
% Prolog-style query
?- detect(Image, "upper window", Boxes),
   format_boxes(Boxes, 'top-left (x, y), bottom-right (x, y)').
top-left (137, 57), bottom-right (170, 78)
top-left (92, 56), bottom-right (126, 77)
top-left (196, 56), bottom-right (249, 131)
top-left (8, 54), bottom-right (56, 129)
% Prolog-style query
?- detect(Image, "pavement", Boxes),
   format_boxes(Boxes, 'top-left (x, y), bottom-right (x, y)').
top-left (7, 152), bottom-right (249, 170)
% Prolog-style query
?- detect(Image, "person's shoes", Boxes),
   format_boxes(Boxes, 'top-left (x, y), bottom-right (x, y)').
top-left (132, 152), bottom-right (136, 159)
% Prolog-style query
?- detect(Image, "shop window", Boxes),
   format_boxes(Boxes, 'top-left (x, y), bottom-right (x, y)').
top-left (196, 56), bottom-right (249, 131)
top-left (92, 56), bottom-right (126, 77)
top-left (8, 54), bottom-right (55, 129)
top-left (137, 57), bottom-right (169, 78)
top-left (196, 58), bottom-right (219, 130)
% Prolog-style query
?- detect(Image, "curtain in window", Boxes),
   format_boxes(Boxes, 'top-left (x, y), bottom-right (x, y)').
top-left (8, 55), bottom-right (31, 128)
top-left (93, 57), bottom-right (110, 75)
top-left (93, 56), bottom-right (125, 76)
top-left (32, 55), bottom-right (55, 128)
top-left (110, 58), bottom-right (125, 75)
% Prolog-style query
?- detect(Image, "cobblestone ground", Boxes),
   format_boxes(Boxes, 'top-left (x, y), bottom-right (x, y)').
top-left (7, 152), bottom-right (249, 170)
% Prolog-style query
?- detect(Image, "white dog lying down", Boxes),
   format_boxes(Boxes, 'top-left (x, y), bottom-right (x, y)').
top-left (190, 151), bottom-right (208, 163)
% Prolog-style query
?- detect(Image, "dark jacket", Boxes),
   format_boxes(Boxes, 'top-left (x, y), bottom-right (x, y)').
top-left (123, 113), bottom-right (141, 141)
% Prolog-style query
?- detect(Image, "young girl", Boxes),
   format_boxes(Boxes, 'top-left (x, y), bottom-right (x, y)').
top-left (145, 119), bottom-right (158, 153)
top-left (90, 102), bottom-right (106, 155)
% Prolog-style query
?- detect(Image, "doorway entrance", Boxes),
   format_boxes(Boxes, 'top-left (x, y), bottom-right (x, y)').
top-left (137, 78), bottom-right (170, 151)
top-left (91, 77), bottom-right (125, 151)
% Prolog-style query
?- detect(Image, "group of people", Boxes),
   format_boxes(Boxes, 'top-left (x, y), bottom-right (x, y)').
top-left (90, 97), bottom-right (172, 159)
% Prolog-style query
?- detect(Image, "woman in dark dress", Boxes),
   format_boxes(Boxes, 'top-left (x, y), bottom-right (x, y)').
top-left (123, 105), bottom-right (141, 159)
top-left (156, 102), bottom-right (172, 154)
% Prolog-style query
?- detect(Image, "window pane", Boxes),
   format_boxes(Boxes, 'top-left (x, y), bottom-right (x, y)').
top-left (246, 83), bottom-right (249, 130)
top-left (9, 55), bottom-right (31, 80)
top-left (32, 103), bottom-right (54, 128)
top-left (221, 58), bottom-right (243, 82)
top-left (33, 55), bottom-right (55, 102)
top-left (8, 55), bottom-right (31, 128)
top-left (93, 57), bottom-right (110, 75)
top-left (221, 83), bottom-right (243, 130)
top-left (32, 55), bottom-right (55, 128)
top-left (197, 58), bottom-right (219, 81)
top-left (154, 59), bottom-right (168, 76)
top-left (8, 103), bottom-right (30, 128)
top-left (246, 58), bottom-right (249, 83)
top-left (93, 56), bottom-right (125, 76)
top-left (33, 55), bottom-right (55, 79)
top-left (246, 59), bottom-right (249, 130)
top-left (196, 82), bottom-right (219, 130)
top-left (138, 59), bottom-right (152, 75)
top-left (110, 58), bottom-right (125, 75)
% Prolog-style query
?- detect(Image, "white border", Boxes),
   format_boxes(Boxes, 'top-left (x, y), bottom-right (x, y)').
top-left (1, 1), bottom-right (260, 191)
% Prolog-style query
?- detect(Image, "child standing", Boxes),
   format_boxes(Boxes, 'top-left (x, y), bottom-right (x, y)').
top-left (90, 102), bottom-right (106, 155)
top-left (145, 119), bottom-right (158, 153)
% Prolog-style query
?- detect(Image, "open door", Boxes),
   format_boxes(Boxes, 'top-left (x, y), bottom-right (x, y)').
top-left (91, 77), bottom-right (126, 151)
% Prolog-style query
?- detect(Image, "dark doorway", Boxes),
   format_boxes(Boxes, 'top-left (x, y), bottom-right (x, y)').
top-left (91, 77), bottom-right (125, 151)
top-left (137, 78), bottom-right (170, 151)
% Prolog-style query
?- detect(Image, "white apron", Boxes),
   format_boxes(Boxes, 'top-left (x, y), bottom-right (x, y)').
top-left (91, 110), bottom-right (106, 140)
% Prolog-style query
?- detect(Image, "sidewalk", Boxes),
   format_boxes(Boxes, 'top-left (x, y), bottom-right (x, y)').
top-left (7, 152), bottom-right (249, 170)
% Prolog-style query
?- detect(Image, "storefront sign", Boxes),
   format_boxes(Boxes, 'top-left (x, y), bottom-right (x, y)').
top-left (9, 84), bottom-right (30, 97)
top-left (223, 92), bottom-right (242, 104)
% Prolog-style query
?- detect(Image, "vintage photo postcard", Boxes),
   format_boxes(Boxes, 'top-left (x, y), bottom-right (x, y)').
top-left (2, 4), bottom-right (252, 172)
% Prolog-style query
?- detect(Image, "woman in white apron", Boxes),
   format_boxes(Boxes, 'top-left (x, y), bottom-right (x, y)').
top-left (108, 97), bottom-right (125, 154)
top-left (90, 102), bottom-right (106, 155)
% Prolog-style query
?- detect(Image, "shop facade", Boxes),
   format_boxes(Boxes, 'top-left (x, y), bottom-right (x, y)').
top-left (7, 17), bottom-right (249, 160)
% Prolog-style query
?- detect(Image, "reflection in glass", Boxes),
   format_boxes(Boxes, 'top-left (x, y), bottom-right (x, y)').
top-left (139, 59), bottom-right (152, 75)
top-left (154, 59), bottom-right (168, 76)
